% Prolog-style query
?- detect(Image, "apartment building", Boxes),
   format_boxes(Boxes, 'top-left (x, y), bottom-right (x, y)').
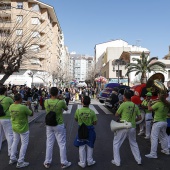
top-left (70, 53), bottom-right (94, 83)
top-left (0, 0), bottom-right (62, 87)
top-left (94, 39), bottom-right (149, 85)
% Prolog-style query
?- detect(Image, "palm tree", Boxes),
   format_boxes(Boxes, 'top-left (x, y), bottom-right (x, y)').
top-left (125, 51), bottom-right (166, 84)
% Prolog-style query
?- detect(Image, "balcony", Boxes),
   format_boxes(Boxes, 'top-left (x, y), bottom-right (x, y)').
top-left (1, 0), bottom-right (11, 3)
top-left (0, 22), bottom-right (12, 29)
top-left (40, 29), bottom-right (46, 35)
top-left (0, 4), bottom-right (11, 10)
top-left (39, 42), bottom-right (46, 48)
top-left (0, 29), bottom-right (10, 37)
top-left (38, 54), bottom-right (46, 61)
top-left (40, 17), bottom-right (45, 22)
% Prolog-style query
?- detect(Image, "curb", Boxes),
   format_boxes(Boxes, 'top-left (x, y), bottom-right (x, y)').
top-left (28, 111), bottom-right (46, 125)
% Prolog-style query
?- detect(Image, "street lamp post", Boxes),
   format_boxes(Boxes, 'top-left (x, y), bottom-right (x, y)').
top-left (117, 62), bottom-right (120, 84)
top-left (113, 59), bottom-right (126, 83)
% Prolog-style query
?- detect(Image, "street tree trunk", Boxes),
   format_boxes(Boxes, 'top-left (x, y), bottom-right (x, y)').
top-left (140, 77), bottom-right (147, 84)
top-left (140, 71), bottom-right (147, 84)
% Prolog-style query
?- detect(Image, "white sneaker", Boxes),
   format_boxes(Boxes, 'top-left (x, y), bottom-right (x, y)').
top-left (138, 131), bottom-right (144, 136)
top-left (111, 160), bottom-right (120, 166)
top-left (88, 160), bottom-right (96, 166)
top-left (144, 136), bottom-right (150, 139)
top-left (145, 154), bottom-right (157, 159)
top-left (161, 150), bottom-right (170, 155)
top-left (61, 162), bottom-right (71, 169)
top-left (9, 159), bottom-right (17, 165)
top-left (78, 162), bottom-right (86, 168)
top-left (137, 161), bottom-right (142, 165)
top-left (16, 162), bottom-right (29, 168)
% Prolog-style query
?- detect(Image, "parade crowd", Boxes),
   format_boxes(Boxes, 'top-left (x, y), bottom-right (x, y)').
top-left (0, 84), bottom-right (170, 169)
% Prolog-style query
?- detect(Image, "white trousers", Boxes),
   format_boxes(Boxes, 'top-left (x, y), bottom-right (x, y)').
top-left (150, 122), bottom-right (169, 156)
top-left (0, 119), bottom-right (13, 156)
top-left (79, 145), bottom-right (94, 165)
top-left (10, 131), bottom-right (29, 163)
top-left (168, 135), bottom-right (170, 148)
top-left (139, 121), bottom-right (145, 132)
top-left (44, 124), bottom-right (69, 165)
top-left (113, 128), bottom-right (141, 165)
top-left (145, 113), bottom-right (153, 137)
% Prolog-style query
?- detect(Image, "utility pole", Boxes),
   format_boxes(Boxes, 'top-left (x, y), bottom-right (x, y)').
top-left (117, 62), bottom-right (120, 84)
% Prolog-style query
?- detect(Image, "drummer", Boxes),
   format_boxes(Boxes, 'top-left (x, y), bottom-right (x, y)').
top-left (140, 92), bottom-right (153, 139)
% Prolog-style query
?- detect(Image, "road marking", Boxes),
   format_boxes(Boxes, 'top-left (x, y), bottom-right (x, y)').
top-left (98, 105), bottom-right (113, 114)
top-left (63, 105), bottom-right (73, 114)
top-left (89, 105), bottom-right (99, 114)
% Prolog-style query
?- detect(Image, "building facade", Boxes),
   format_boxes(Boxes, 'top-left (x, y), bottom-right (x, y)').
top-left (0, 0), bottom-right (62, 87)
top-left (70, 53), bottom-right (94, 83)
top-left (94, 39), bottom-right (150, 85)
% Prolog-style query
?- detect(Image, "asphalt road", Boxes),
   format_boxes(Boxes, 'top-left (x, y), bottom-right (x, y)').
top-left (0, 103), bottom-right (170, 170)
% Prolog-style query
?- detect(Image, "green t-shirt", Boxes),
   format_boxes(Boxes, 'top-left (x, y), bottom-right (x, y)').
top-left (44, 99), bottom-right (67, 125)
top-left (141, 100), bottom-right (150, 113)
top-left (0, 95), bottom-right (14, 119)
top-left (152, 101), bottom-right (169, 122)
top-left (74, 107), bottom-right (97, 126)
top-left (117, 101), bottom-right (141, 128)
top-left (9, 104), bottom-right (32, 133)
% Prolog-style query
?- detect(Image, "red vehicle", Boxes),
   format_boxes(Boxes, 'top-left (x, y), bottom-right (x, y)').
top-left (130, 84), bottom-right (157, 105)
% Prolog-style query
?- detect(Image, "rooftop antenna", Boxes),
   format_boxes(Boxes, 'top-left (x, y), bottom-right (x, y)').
top-left (136, 39), bottom-right (141, 47)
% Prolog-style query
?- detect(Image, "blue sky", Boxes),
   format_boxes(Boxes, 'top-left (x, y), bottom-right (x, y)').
top-left (41, 0), bottom-right (170, 58)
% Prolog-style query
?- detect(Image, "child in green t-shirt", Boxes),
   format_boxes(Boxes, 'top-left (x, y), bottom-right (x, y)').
top-left (74, 96), bottom-right (97, 168)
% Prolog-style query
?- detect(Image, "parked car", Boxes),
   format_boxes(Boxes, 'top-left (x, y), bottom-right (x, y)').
top-left (105, 85), bottom-right (131, 108)
top-left (98, 83), bottom-right (120, 103)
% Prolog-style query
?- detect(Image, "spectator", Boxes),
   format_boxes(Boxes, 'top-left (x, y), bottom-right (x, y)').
top-left (43, 87), bottom-right (71, 169)
top-left (64, 88), bottom-right (70, 106)
top-left (0, 86), bottom-right (14, 156)
top-left (9, 94), bottom-right (33, 168)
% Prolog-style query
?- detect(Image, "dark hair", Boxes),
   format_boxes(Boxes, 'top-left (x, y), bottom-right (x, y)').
top-left (113, 87), bottom-right (119, 93)
top-left (0, 86), bottom-right (7, 95)
top-left (50, 87), bottom-right (58, 96)
top-left (65, 88), bottom-right (69, 92)
top-left (14, 93), bottom-right (22, 101)
top-left (159, 93), bottom-right (170, 109)
top-left (124, 91), bottom-right (132, 100)
top-left (83, 96), bottom-right (91, 106)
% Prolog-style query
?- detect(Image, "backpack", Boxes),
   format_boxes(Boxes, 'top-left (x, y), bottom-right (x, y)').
top-left (0, 97), bottom-right (6, 117)
top-left (78, 123), bottom-right (89, 140)
top-left (65, 92), bottom-right (70, 99)
top-left (78, 110), bottom-right (90, 140)
top-left (45, 100), bottom-right (59, 126)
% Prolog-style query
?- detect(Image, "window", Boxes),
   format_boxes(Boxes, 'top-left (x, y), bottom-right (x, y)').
top-left (30, 44), bottom-right (40, 52)
top-left (16, 43), bottom-right (22, 49)
top-left (32, 4), bottom-right (40, 11)
top-left (16, 15), bottom-right (23, 23)
top-left (0, 29), bottom-right (10, 37)
top-left (30, 58), bottom-right (40, 65)
top-left (17, 2), bottom-right (23, 9)
top-left (31, 17), bottom-right (40, 25)
top-left (32, 31), bottom-right (40, 38)
top-left (16, 29), bottom-right (23, 36)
